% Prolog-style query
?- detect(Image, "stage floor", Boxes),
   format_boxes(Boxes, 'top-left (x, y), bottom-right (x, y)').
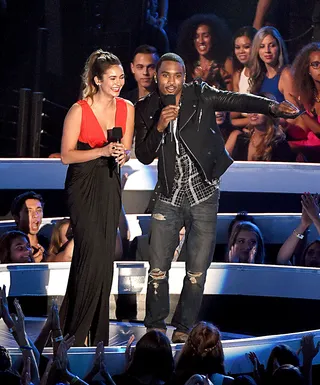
top-left (0, 318), bottom-right (253, 348)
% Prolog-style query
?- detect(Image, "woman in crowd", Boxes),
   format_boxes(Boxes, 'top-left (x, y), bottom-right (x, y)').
top-left (286, 43), bottom-right (320, 162)
top-left (277, 193), bottom-right (320, 267)
top-left (227, 221), bottom-right (265, 264)
top-left (0, 230), bottom-right (33, 264)
top-left (173, 321), bottom-right (234, 385)
top-left (249, 26), bottom-right (295, 103)
top-left (47, 218), bottom-right (74, 262)
top-left (231, 26), bottom-right (257, 128)
top-left (60, 49), bottom-right (134, 346)
top-left (215, 111), bottom-right (241, 148)
top-left (177, 13), bottom-right (233, 90)
top-left (112, 330), bottom-right (174, 385)
top-left (227, 100), bottom-right (295, 162)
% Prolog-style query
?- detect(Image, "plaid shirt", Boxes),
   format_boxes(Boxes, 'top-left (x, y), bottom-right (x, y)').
top-left (159, 141), bottom-right (219, 207)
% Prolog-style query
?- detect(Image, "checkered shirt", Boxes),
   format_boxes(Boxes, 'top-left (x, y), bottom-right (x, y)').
top-left (159, 141), bottom-right (219, 207)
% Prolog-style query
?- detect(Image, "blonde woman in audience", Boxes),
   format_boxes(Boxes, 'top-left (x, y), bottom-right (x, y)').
top-left (0, 230), bottom-right (34, 264)
top-left (47, 218), bottom-right (74, 262)
top-left (227, 96), bottom-right (295, 162)
top-left (227, 221), bottom-right (265, 264)
top-left (249, 26), bottom-right (295, 104)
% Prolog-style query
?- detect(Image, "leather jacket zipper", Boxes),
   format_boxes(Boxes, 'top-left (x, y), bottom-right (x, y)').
top-left (161, 134), bottom-right (170, 195)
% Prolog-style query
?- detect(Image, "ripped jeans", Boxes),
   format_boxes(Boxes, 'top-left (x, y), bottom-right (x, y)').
top-left (144, 190), bottom-right (219, 333)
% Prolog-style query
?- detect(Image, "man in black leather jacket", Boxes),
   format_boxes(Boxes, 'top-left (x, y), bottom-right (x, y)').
top-left (134, 53), bottom-right (300, 343)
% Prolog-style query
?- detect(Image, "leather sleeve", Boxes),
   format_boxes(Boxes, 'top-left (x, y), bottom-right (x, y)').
top-left (134, 103), bottom-right (163, 165)
top-left (200, 83), bottom-right (275, 115)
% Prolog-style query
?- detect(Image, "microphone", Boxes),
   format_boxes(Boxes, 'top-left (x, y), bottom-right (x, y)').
top-left (108, 127), bottom-right (123, 176)
top-left (162, 94), bottom-right (176, 141)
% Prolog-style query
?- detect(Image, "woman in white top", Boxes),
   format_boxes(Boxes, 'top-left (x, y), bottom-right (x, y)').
top-left (231, 26), bottom-right (257, 128)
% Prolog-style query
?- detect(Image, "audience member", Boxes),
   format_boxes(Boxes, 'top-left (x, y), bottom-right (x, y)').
top-left (227, 221), bottom-right (265, 264)
top-left (47, 218), bottom-right (74, 262)
top-left (233, 375), bottom-right (257, 385)
top-left (286, 43), bottom-right (320, 162)
top-left (143, 0), bottom-right (169, 55)
top-left (215, 111), bottom-right (241, 149)
top-left (173, 321), bottom-right (234, 385)
top-left (177, 14), bottom-right (233, 89)
top-left (122, 45), bottom-right (159, 104)
top-left (10, 191), bottom-right (47, 262)
top-left (231, 26), bottom-right (257, 128)
top-left (249, 26), bottom-right (295, 104)
top-left (0, 230), bottom-right (33, 263)
top-left (113, 330), bottom-right (174, 385)
top-left (227, 212), bottom-right (257, 240)
top-left (277, 193), bottom-right (320, 267)
top-left (228, 102), bottom-right (295, 162)
top-left (271, 364), bottom-right (303, 385)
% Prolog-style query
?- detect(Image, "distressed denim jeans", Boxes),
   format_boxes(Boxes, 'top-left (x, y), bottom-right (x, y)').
top-left (144, 189), bottom-right (220, 332)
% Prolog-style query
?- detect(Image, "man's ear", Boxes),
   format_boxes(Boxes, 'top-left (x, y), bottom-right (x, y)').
top-left (130, 62), bottom-right (135, 74)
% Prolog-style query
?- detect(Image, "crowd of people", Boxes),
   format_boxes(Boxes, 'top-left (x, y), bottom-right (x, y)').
top-left (1, 2), bottom-right (320, 385)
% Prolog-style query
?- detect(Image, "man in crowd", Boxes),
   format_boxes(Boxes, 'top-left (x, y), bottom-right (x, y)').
top-left (134, 53), bottom-right (301, 343)
top-left (11, 191), bottom-right (48, 262)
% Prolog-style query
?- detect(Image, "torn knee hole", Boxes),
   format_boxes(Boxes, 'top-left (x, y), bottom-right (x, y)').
top-left (187, 271), bottom-right (203, 284)
top-left (150, 268), bottom-right (167, 280)
top-left (152, 213), bottom-right (166, 221)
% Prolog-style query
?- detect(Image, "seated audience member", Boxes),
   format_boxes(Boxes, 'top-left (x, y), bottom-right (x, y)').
top-left (112, 330), bottom-right (174, 385)
top-left (0, 346), bottom-right (21, 385)
top-left (227, 221), bottom-right (265, 264)
top-left (286, 43), bottom-right (320, 162)
top-left (231, 26), bottom-right (257, 129)
top-left (122, 45), bottom-right (159, 104)
top-left (177, 13), bottom-right (233, 90)
top-left (10, 191), bottom-right (48, 262)
top-left (227, 212), bottom-right (257, 240)
top-left (0, 230), bottom-right (33, 263)
top-left (47, 218), bottom-right (74, 262)
top-left (227, 106), bottom-right (295, 162)
top-left (173, 321), bottom-right (234, 385)
top-left (277, 193), bottom-right (320, 267)
top-left (215, 111), bottom-right (241, 150)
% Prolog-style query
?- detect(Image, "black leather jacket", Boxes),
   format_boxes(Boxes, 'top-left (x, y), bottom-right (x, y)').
top-left (135, 81), bottom-right (275, 197)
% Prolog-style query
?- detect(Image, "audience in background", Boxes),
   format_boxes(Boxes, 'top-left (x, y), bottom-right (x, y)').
top-left (277, 193), bottom-right (320, 267)
top-left (0, 230), bottom-right (33, 263)
top-left (227, 97), bottom-right (295, 162)
top-left (286, 43), bottom-right (320, 163)
top-left (10, 191), bottom-right (48, 262)
top-left (215, 111), bottom-right (241, 150)
top-left (177, 14), bottom-right (233, 89)
top-left (47, 218), bottom-right (74, 262)
top-left (227, 221), bottom-right (265, 264)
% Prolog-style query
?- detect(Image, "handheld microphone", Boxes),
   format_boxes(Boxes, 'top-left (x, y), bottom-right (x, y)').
top-left (162, 94), bottom-right (176, 141)
top-left (108, 127), bottom-right (123, 176)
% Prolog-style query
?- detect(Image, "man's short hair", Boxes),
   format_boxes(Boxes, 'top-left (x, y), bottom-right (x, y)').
top-left (156, 52), bottom-right (186, 72)
top-left (11, 191), bottom-right (44, 217)
top-left (133, 45), bottom-right (159, 61)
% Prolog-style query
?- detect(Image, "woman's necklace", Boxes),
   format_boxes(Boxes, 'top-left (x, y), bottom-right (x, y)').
top-left (314, 89), bottom-right (320, 103)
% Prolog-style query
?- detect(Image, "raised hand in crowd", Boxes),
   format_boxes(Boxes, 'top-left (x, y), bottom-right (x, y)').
top-left (228, 244), bottom-right (257, 264)
top-left (34, 300), bottom-right (59, 354)
top-left (20, 356), bottom-right (34, 385)
top-left (84, 341), bottom-right (115, 385)
top-left (125, 334), bottom-right (135, 371)
top-left (298, 334), bottom-right (320, 385)
top-left (247, 351), bottom-right (265, 385)
top-left (277, 193), bottom-right (320, 265)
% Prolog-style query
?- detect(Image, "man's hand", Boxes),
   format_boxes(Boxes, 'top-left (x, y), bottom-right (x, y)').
top-left (157, 105), bottom-right (179, 133)
top-left (270, 100), bottom-right (303, 119)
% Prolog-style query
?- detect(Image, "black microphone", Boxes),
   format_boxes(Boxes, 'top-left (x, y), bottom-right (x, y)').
top-left (162, 94), bottom-right (176, 141)
top-left (108, 127), bottom-right (123, 176)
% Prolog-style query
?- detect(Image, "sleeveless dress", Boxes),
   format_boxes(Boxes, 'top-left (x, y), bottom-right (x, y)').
top-left (60, 98), bottom-right (127, 346)
top-left (259, 73), bottom-right (285, 102)
top-left (238, 68), bottom-right (250, 94)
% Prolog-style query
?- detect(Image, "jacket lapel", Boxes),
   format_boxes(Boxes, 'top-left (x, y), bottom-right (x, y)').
top-left (178, 97), bottom-right (198, 132)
